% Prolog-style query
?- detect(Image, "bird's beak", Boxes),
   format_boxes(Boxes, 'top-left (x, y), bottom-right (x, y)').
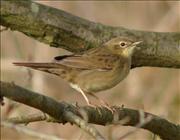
top-left (131, 41), bottom-right (142, 50)
top-left (123, 41), bottom-right (142, 56)
top-left (132, 41), bottom-right (143, 46)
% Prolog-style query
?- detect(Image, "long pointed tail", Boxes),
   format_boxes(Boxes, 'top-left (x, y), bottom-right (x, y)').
top-left (13, 62), bottom-right (68, 77)
top-left (13, 62), bottom-right (59, 69)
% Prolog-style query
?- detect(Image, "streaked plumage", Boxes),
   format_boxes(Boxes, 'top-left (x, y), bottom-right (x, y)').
top-left (13, 37), bottom-right (141, 105)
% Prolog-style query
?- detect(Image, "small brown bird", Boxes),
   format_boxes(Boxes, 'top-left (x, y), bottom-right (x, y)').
top-left (13, 37), bottom-right (141, 106)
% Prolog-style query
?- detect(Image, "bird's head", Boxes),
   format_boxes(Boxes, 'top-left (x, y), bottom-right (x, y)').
top-left (104, 37), bottom-right (142, 57)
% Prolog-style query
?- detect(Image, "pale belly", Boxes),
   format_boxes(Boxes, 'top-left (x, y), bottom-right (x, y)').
top-left (74, 68), bottom-right (129, 93)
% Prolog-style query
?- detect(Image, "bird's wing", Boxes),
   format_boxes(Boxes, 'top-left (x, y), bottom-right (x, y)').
top-left (54, 48), bottom-right (117, 71)
top-left (54, 55), bottom-right (110, 70)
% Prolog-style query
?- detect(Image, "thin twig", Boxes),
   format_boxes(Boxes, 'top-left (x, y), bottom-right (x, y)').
top-left (5, 111), bottom-right (105, 140)
top-left (1, 121), bottom-right (64, 140)
top-left (64, 111), bottom-right (105, 140)
top-left (6, 113), bottom-right (48, 124)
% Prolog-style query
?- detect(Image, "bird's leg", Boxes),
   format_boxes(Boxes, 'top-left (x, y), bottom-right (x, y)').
top-left (78, 88), bottom-right (90, 105)
top-left (87, 92), bottom-right (108, 106)
top-left (70, 84), bottom-right (93, 106)
top-left (77, 87), bottom-right (97, 108)
top-left (78, 90), bottom-right (105, 115)
top-left (70, 83), bottom-right (113, 113)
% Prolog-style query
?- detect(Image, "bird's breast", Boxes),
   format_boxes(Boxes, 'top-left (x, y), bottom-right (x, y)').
top-left (75, 61), bottom-right (130, 93)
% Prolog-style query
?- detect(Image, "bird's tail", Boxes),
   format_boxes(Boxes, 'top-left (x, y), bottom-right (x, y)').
top-left (13, 62), bottom-right (60, 69)
top-left (13, 62), bottom-right (69, 77)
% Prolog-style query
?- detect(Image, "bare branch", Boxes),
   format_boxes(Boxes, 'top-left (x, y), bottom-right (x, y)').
top-left (1, 1), bottom-right (180, 68)
top-left (0, 81), bottom-right (104, 140)
top-left (1, 81), bottom-right (180, 140)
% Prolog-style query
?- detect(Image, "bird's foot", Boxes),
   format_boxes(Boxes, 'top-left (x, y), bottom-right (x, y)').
top-left (101, 104), bottom-right (115, 114)
top-left (87, 92), bottom-right (114, 113)
top-left (86, 102), bottom-right (104, 115)
top-left (95, 98), bottom-right (115, 114)
top-left (87, 101), bottom-right (97, 108)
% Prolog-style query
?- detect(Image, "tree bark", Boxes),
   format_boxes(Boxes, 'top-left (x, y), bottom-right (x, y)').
top-left (1, 0), bottom-right (180, 68)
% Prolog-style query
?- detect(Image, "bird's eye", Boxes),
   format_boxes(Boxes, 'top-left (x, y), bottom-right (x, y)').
top-left (120, 42), bottom-right (126, 47)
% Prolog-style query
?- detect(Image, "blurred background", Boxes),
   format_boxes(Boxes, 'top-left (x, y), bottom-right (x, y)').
top-left (1, 1), bottom-right (180, 140)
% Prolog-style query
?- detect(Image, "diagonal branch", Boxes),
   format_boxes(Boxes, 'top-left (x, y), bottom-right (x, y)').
top-left (1, 81), bottom-right (180, 140)
top-left (1, 0), bottom-right (180, 68)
